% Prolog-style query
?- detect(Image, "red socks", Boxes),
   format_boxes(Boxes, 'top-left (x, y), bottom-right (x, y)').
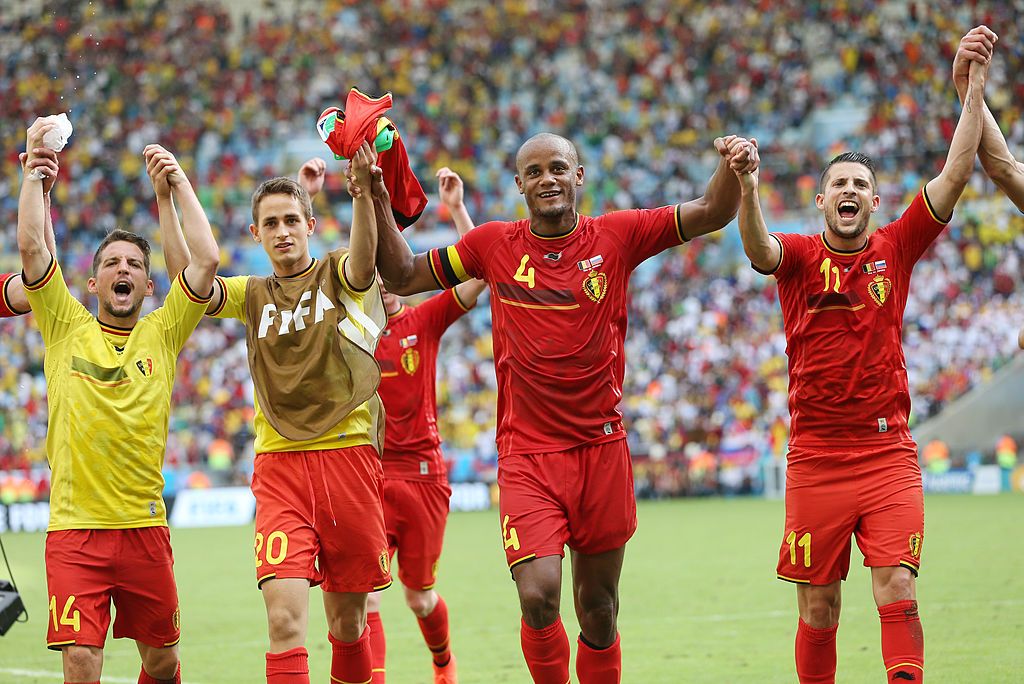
top-left (138, 663), bottom-right (181, 684)
top-left (266, 646), bottom-right (310, 684)
top-left (367, 610), bottom-right (387, 683)
top-left (576, 633), bottom-right (621, 683)
top-left (879, 600), bottom-right (924, 682)
top-left (329, 626), bottom-right (373, 684)
top-left (795, 618), bottom-right (838, 684)
top-left (417, 595), bottom-right (453, 667)
top-left (520, 617), bottom-right (570, 684)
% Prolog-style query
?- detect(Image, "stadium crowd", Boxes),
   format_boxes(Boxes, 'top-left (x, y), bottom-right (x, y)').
top-left (1, 0), bottom-right (1022, 499)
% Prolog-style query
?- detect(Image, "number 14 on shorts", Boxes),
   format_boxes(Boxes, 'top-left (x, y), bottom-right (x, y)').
top-left (786, 530), bottom-right (812, 568)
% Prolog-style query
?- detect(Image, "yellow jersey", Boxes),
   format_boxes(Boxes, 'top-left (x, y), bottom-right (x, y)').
top-left (24, 258), bottom-right (212, 530)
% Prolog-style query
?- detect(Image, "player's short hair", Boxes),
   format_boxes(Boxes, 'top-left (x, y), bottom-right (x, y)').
top-left (819, 152), bottom-right (877, 193)
top-left (92, 229), bottom-right (152, 276)
top-left (515, 133), bottom-right (581, 171)
top-left (251, 177), bottom-right (313, 225)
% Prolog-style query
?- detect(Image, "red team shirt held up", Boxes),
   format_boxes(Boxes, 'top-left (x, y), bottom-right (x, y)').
top-left (427, 205), bottom-right (684, 457)
top-left (765, 189), bottom-right (948, 448)
top-left (376, 288), bottom-right (472, 482)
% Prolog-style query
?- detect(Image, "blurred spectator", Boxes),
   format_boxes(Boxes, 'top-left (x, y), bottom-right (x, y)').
top-left (1, 1), bottom-right (1023, 499)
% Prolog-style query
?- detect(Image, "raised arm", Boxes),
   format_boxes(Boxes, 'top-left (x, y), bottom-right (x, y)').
top-left (436, 166), bottom-right (486, 306)
top-left (952, 26), bottom-right (1023, 211)
top-left (18, 119), bottom-right (57, 283)
top-left (19, 150), bottom-right (59, 255)
top-left (731, 141), bottom-right (780, 273)
top-left (678, 136), bottom-right (758, 240)
top-left (369, 166), bottom-right (445, 296)
top-left (144, 145), bottom-right (190, 281)
top-left (926, 45), bottom-right (989, 219)
top-left (143, 145), bottom-right (218, 296)
top-left (6, 148), bottom-right (61, 312)
top-left (343, 141), bottom-right (379, 291)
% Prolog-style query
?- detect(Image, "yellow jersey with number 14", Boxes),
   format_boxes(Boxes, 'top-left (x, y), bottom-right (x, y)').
top-left (24, 258), bottom-right (211, 531)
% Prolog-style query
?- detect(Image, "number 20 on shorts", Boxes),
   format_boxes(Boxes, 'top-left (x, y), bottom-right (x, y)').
top-left (254, 530), bottom-right (289, 567)
top-left (786, 530), bottom-right (812, 568)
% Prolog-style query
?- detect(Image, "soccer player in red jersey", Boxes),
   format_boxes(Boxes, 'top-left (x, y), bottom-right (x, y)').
top-left (372, 132), bottom-right (757, 683)
top-left (362, 167), bottom-right (485, 684)
top-left (1, 149), bottom-right (60, 318)
top-left (19, 119), bottom-right (219, 684)
top-left (733, 32), bottom-right (993, 684)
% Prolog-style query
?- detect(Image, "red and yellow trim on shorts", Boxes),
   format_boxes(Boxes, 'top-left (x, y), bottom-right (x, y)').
top-left (372, 578), bottom-right (393, 592)
top-left (900, 559), bottom-right (920, 577)
top-left (46, 639), bottom-right (77, 651)
top-left (776, 573), bottom-right (811, 584)
top-left (164, 636), bottom-right (181, 647)
top-left (257, 572), bottom-right (277, 589)
top-left (508, 553), bottom-right (537, 571)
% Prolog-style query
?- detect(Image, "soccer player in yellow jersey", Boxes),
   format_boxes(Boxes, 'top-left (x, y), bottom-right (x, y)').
top-left (18, 118), bottom-right (219, 684)
top-left (196, 143), bottom-right (386, 684)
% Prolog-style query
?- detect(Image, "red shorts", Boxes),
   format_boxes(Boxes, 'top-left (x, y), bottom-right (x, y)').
top-left (45, 527), bottom-right (180, 650)
top-left (252, 446), bottom-right (392, 593)
top-left (777, 442), bottom-right (925, 585)
top-left (497, 438), bottom-right (637, 571)
top-left (383, 478), bottom-right (452, 590)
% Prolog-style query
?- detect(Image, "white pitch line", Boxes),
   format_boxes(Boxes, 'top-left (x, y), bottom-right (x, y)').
top-left (0, 668), bottom-right (209, 684)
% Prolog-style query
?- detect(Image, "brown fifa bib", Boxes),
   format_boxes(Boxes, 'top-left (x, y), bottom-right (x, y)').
top-left (243, 249), bottom-right (387, 451)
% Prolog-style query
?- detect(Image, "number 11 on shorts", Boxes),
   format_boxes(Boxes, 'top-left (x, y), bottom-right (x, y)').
top-left (786, 530), bottom-right (811, 568)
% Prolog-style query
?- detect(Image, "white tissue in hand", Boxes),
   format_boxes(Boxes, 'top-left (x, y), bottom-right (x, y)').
top-left (41, 113), bottom-right (73, 151)
top-left (28, 112), bottom-right (73, 180)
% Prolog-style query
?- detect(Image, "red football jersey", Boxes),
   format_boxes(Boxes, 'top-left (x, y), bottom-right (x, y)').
top-left (428, 206), bottom-right (683, 456)
top-left (767, 189), bottom-right (948, 447)
top-left (376, 289), bottom-right (472, 481)
top-left (1, 273), bottom-right (27, 318)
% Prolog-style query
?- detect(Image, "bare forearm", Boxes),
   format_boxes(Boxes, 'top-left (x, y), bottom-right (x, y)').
top-left (374, 194), bottom-right (417, 289)
top-left (173, 182), bottom-right (218, 295)
top-left (686, 157), bottom-right (741, 239)
top-left (448, 201), bottom-right (475, 237)
top-left (345, 194), bottom-right (377, 290)
top-left (157, 194), bottom-right (190, 281)
top-left (929, 76), bottom-right (985, 216)
top-left (42, 193), bottom-right (56, 256)
top-left (737, 184), bottom-right (778, 272)
top-left (18, 176), bottom-right (50, 281)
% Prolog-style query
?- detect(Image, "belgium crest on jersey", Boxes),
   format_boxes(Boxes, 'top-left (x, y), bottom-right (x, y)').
top-left (401, 348), bottom-right (420, 375)
top-left (908, 532), bottom-right (923, 558)
top-left (868, 274), bottom-right (892, 306)
top-left (579, 255), bottom-right (608, 303)
top-left (378, 549), bottom-right (391, 576)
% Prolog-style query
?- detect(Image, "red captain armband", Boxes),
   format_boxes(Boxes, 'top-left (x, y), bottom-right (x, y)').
top-left (0, 273), bottom-right (26, 318)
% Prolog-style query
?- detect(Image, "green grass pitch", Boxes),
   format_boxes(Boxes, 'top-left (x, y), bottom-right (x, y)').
top-left (0, 495), bottom-right (1021, 682)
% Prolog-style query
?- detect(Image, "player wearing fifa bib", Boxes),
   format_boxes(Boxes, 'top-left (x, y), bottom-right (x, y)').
top-left (201, 146), bottom-right (387, 684)
top-left (18, 128), bottom-right (218, 684)
top-left (735, 42), bottom-right (991, 684)
top-left (375, 132), bottom-right (758, 684)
